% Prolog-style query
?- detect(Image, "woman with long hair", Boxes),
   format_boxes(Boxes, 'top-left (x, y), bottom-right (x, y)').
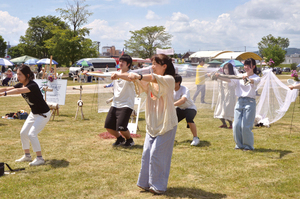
top-left (111, 54), bottom-right (178, 194)
top-left (214, 63), bottom-right (236, 129)
top-left (0, 65), bottom-right (51, 166)
top-left (216, 58), bottom-right (260, 150)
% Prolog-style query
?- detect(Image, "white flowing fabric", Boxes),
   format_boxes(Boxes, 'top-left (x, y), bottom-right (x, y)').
top-left (255, 69), bottom-right (298, 126)
top-left (214, 80), bottom-right (236, 121)
top-left (95, 66), bottom-right (297, 128)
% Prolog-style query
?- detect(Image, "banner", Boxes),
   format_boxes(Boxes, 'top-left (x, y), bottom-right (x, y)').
top-left (34, 79), bottom-right (67, 105)
top-left (156, 48), bottom-right (174, 55)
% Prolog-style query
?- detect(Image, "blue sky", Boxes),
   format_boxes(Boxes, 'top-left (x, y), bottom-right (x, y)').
top-left (1, 0), bottom-right (300, 55)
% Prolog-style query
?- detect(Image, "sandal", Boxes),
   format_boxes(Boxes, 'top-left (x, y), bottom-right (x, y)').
top-left (228, 126), bottom-right (232, 129)
top-left (219, 124), bottom-right (227, 128)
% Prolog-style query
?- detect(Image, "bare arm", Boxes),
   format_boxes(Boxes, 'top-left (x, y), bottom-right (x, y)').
top-left (112, 72), bottom-right (157, 83)
top-left (289, 83), bottom-right (300, 90)
top-left (215, 73), bottom-right (231, 82)
top-left (0, 86), bottom-right (15, 92)
top-left (0, 87), bottom-right (30, 97)
top-left (174, 96), bottom-right (187, 106)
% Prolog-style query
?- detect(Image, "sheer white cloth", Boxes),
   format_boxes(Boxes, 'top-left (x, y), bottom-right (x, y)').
top-left (255, 69), bottom-right (298, 126)
top-left (214, 80), bottom-right (236, 121)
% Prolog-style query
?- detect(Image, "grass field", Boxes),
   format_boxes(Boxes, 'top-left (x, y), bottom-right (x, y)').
top-left (0, 79), bottom-right (300, 199)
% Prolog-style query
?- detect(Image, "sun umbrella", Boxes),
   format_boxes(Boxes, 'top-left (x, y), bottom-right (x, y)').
top-left (297, 63), bottom-right (300, 67)
top-left (76, 60), bottom-right (93, 67)
top-left (24, 58), bottom-right (39, 65)
top-left (220, 60), bottom-right (244, 67)
top-left (115, 64), bottom-right (121, 70)
top-left (208, 60), bottom-right (223, 64)
top-left (0, 58), bottom-right (14, 66)
top-left (37, 58), bottom-right (58, 65)
top-left (10, 55), bottom-right (38, 64)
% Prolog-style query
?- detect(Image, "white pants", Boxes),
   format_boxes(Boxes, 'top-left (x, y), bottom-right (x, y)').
top-left (20, 111), bottom-right (51, 152)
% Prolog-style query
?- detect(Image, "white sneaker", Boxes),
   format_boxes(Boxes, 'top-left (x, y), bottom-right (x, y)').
top-left (15, 155), bottom-right (32, 162)
top-left (191, 137), bottom-right (200, 146)
top-left (29, 158), bottom-right (45, 166)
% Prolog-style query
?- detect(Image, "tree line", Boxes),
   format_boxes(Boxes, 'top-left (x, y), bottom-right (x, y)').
top-left (1, 0), bottom-right (98, 67)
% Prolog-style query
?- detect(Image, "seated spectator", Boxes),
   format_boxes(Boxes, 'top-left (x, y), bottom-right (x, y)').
top-left (2, 68), bottom-right (13, 86)
top-left (37, 67), bottom-right (45, 79)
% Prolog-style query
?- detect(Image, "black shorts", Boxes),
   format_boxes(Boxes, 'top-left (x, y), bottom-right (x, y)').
top-left (104, 107), bottom-right (133, 131)
top-left (176, 108), bottom-right (197, 128)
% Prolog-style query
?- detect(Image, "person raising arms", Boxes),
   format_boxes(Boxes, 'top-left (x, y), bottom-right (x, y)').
top-left (215, 58), bottom-right (260, 151)
top-left (111, 54), bottom-right (178, 194)
top-left (0, 65), bottom-right (51, 166)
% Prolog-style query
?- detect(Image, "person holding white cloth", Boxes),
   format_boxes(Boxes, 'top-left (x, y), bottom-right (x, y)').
top-left (216, 58), bottom-right (260, 151)
top-left (0, 65), bottom-right (51, 166)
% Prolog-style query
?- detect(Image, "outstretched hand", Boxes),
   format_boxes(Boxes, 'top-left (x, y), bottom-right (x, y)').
top-left (111, 73), bottom-right (118, 80)
top-left (128, 73), bottom-right (139, 81)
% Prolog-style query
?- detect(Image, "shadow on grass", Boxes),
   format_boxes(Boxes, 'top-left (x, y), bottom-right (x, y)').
top-left (45, 159), bottom-right (70, 168)
top-left (114, 144), bottom-right (144, 151)
top-left (174, 140), bottom-right (211, 148)
top-left (252, 148), bottom-right (293, 159)
top-left (163, 187), bottom-right (226, 198)
top-left (49, 119), bottom-right (65, 122)
top-left (0, 123), bottom-right (7, 126)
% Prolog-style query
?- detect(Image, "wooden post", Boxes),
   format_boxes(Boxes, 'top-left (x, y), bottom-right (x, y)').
top-left (54, 64), bottom-right (57, 79)
top-left (49, 56), bottom-right (53, 75)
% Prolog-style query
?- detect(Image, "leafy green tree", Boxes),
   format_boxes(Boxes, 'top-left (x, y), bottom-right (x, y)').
top-left (20, 15), bottom-right (68, 59)
top-left (56, 0), bottom-right (93, 34)
top-left (7, 44), bottom-right (25, 58)
top-left (291, 63), bottom-right (297, 70)
top-left (0, 35), bottom-right (7, 57)
top-left (262, 44), bottom-right (286, 67)
top-left (45, 26), bottom-right (97, 66)
top-left (258, 34), bottom-right (289, 67)
top-left (54, 0), bottom-right (96, 65)
top-left (124, 26), bottom-right (172, 58)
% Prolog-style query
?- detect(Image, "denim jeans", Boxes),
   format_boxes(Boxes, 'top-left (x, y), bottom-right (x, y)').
top-left (233, 97), bottom-right (256, 150)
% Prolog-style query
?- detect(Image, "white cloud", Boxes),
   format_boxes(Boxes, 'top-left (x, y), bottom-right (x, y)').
top-left (121, 0), bottom-right (169, 7)
top-left (165, 0), bottom-right (300, 53)
top-left (146, 10), bottom-right (160, 20)
top-left (85, 19), bottom-right (135, 49)
top-left (0, 11), bottom-right (27, 45)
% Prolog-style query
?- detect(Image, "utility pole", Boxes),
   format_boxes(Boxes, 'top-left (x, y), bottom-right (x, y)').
top-left (97, 41), bottom-right (101, 57)
top-left (244, 46), bottom-right (246, 52)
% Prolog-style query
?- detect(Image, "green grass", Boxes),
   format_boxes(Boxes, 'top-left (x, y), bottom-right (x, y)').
top-left (1, 89), bottom-right (300, 198)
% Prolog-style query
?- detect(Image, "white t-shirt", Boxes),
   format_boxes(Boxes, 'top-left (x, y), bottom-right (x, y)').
top-left (232, 74), bottom-right (260, 99)
top-left (174, 85), bottom-right (197, 111)
top-left (112, 71), bottom-right (135, 109)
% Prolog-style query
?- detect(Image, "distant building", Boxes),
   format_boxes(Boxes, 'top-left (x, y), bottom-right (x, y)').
top-left (182, 51), bottom-right (195, 62)
top-left (102, 46), bottom-right (121, 57)
top-left (290, 53), bottom-right (300, 58)
top-left (283, 55), bottom-right (300, 65)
